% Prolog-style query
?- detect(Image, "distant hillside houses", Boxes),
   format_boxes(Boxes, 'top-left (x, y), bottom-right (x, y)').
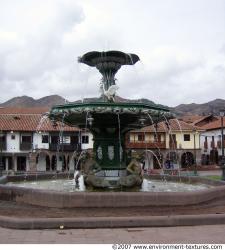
top-left (0, 108), bottom-right (224, 174)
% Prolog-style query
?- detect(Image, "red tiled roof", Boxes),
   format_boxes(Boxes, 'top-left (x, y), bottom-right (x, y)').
top-left (0, 107), bottom-right (49, 114)
top-left (180, 114), bottom-right (219, 126)
top-left (201, 117), bottom-right (225, 130)
top-left (180, 115), bottom-right (204, 124)
top-left (131, 119), bottom-right (204, 133)
top-left (0, 113), bottom-right (79, 132)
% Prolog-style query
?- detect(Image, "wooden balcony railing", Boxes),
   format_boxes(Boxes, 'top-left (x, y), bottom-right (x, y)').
top-left (125, 141), bottom-right (166, 149)
top-left (49, 143), bottom-right (81, 152)
top-left (169, 140), bottom-right (177, 149)
top-left (0, 141), bottom-right (6, 151)
top-left (20, 142), bottom-right (32, 151)
top-left (210, 141), bottom-right (215, 149)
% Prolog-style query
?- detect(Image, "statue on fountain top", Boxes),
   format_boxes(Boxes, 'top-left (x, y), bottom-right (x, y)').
top-left (100, 81), bottom-right (119, 102)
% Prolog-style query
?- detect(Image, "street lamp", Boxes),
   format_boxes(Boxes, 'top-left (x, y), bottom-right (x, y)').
top-left (193, 129), bottom-right (198, 175)
top-left (0, 131), bottom-right (4, 176)
top-left (219, 110), bottom-right (225, 181)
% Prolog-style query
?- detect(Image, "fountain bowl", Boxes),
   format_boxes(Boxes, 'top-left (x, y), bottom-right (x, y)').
top-left (1, 173), bottom-right (225, 208)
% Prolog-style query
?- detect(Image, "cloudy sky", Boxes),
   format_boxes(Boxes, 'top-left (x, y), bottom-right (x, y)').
top-left (0, 0), bottom-right (225, 107)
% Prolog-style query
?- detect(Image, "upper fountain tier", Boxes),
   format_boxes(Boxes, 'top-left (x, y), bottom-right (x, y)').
top-left (78, 51), bottom-right (140, 91)
top-left (50, 50), bottom-right (172, 129)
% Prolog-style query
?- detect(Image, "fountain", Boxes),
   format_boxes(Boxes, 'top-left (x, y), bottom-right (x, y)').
top-left (49, 50), bottom-right (172, 188)
top-left (1, 50), bottom-right (225, 226)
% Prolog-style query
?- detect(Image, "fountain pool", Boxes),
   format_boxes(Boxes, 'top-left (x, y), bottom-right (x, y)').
top-left (1, 173), bottom-right (225, 208)
top-left (5, 176), bottom-right (211, 193)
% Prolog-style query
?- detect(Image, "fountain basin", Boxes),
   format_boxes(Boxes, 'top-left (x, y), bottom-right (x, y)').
top-left (49, 101), bottom-right (171, 129)
top-left (1, 173), bottom-right (225, 208)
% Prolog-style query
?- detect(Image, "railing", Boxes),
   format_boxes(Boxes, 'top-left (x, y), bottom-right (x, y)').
top-left (20, 142), bottom-right (32, 151)
top-left (210, 141), bottom-right (215, 149)
top-left (0, 141), bottom-right (6, 151)
top-left (125, 141), bottom-right (166, 149)
top-left (49, 143), bottom-right (81, 152)
top-left (169, 140), bottom-right (177, 149)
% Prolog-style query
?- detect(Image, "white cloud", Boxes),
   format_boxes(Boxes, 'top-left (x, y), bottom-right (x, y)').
top-left (0, 0), bottom-right (225, 107)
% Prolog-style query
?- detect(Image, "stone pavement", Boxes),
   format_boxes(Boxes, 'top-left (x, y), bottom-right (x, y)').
top-left (0, 225), bottom-right (225, 244)
top-left (197, 169), bottom-right (222, 176)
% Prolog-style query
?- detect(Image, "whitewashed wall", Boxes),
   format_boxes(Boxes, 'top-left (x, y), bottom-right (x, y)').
top-left (37, 153), bottom-right (47, 171)
top-left (33, 132), bottom-right (49, 150)
top-left (6, 132), bottom-right (20, 152)
top-left (81, 132), bottom-right (93, 150)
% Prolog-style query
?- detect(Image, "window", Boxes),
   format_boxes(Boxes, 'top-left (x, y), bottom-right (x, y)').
top-left (82, 135), bottom-right (89, 144)
top-left (137, 134), bottom-right (144, 142)
top-left (51, 135), bottom-right (59, 144)
top-left (184, 134), bottom-right (190, 141)
top-left (42, 135), bottom-right (49, 143)
top-left (129, 134), bottom-right (135, 143)
top-left (11, 135), bottom-right (15, 140)
top-left (21, 135), bottom-right (31, 143)
top-left (60, 136), bottom-right (70, 144)
top-left (154, 134), bottom-right (161, 142)
top-left (0, 135), bottom-right (6, 142)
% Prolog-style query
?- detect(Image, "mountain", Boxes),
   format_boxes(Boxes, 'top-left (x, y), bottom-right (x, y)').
top-left (172, 99), bottom-right (225, 116)
top-left (1, 95), bottom-right (225, 117)
top-left (0, 95), bottom-right (67, 108)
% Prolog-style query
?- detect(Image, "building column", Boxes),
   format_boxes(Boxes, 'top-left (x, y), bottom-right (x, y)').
top-left (196, 149), bottom-right (202, 166)
top-left (26, 156), bottom-right (30, 172)
top-left (13, 155), bottom-right (17, 172)
top-left (56, 155), bottom-right (62, 171)
top-left (5, 157), bottom-right (9, 172)
top-left (69, 154), bottom-right (75, 171)
top-left (49, 153), bottom-right (52, 171)
top-left (28, 153), bottom-right (37, 172)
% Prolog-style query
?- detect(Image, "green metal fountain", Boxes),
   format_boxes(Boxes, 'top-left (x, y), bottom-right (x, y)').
top-left (49, 50), bottom-right (172, 188)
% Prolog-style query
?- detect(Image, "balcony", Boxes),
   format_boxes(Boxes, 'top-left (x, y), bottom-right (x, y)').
top-left (0, 141), bottom-right (6, 151)
top-left (49, 143), bottom-right (81, 152)
top-left (20, 142), bottom-right (32, 151)
top-left (125, 141), bottom-right (166, 149)
top-left (169, 140), bottom-right (177, 149)
top-left (0, 136), bottom-right (6, 151)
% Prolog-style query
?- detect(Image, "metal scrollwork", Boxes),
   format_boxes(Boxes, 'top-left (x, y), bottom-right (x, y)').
top-left (97, 146), bottom-right (103, 160)
top-left (108, 146), bottom-right (114, 161)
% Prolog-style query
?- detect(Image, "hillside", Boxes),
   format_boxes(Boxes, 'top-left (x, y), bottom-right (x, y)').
top-left (0, 95), bottom-right (67, 108)
top-left (1, 96), bottom-right (225, 116)
top-left (172, 99), bottom-right (225, 116)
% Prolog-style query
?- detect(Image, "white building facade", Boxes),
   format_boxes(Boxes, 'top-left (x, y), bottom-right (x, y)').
top-left (0, 108), bottom-right (93, 173)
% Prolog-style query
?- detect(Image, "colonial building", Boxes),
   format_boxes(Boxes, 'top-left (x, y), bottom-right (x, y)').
top-left (125, 119), bottom-right (203, 171)
top-left (0, 107), bottom-right (93, 173)
top-left (179, 114), bottom-right (224, 166)
top-left (199, 117), bottom-right (225, 165)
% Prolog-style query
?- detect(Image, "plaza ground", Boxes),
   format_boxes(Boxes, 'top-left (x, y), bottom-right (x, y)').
top-left (0, 225), bottom-right (225, 243)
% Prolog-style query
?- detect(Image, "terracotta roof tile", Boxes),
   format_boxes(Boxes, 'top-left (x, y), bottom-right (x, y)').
top-left (0, 107), bottom-right (50, 114)
top-left (0, 113), bottom-right (79, 132)
top-left (201, 117), bottom-right (225, 130)
top-left (180, 114), bottom-right (219, 126)
top-left (180, 115), bottom-right (204, 124)
top-left (131, 119), bottom-right (203, 133)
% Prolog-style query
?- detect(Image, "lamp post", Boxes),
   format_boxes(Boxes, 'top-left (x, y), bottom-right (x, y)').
top-left (0, 131), bottom-right (3, 176)
top-left (219, 110), bottom-right (225, 181)
top-left (193, 129), bottom-right (198, 175)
